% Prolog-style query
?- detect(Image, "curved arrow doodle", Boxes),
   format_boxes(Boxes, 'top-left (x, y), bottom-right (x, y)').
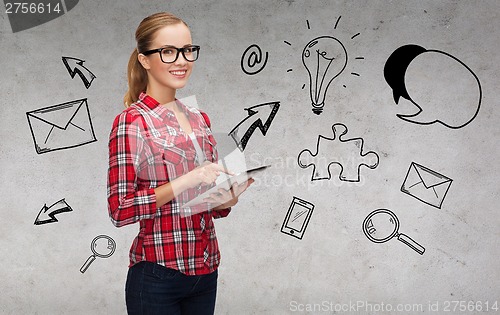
top-left (228, 101), bottom-right (280, 151)
top-left (62, 56), bottom-right (96, 89)
top-left (34, 198), bottom-right (73, 225)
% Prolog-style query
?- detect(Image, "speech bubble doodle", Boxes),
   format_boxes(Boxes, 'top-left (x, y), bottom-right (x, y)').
top-left (384, 44), bottom-right (481, 129)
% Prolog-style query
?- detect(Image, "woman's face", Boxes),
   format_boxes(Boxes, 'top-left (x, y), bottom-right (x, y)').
top-left (140, 23), bottom-right (194, 94)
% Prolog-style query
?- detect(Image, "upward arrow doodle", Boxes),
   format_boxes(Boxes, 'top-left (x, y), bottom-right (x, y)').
top-left (228, 101), bottom-right (280, 151)
top-left (62, 56), bottom-right (96, 89)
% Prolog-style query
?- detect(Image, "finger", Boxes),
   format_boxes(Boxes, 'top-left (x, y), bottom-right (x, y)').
top-left (229, 184), bottom-right (237, 199)
top-left (204, 192), bottom-right (226, 204)
top-left (204, 193), bottom-right (224, 202)
top-left (218, 188), bottom-right (229, 195)
top-left (202, 172), bottom-right (218, 185)
top-left (211, 163), bottom-right (234, 176)
top-left (199, 174), bottom-right (210, 185)
top-left (203, 164), bottom-right (223, 179)
top-left (238, 179), bottom-right (253, 190)
top-left (218, 189), bottom-right (235, 201)
top-left (233, 179), bottom-right (253, 196)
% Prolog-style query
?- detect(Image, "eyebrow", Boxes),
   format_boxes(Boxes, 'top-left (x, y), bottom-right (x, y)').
top-left (158, 44), bottom-right (194, 48)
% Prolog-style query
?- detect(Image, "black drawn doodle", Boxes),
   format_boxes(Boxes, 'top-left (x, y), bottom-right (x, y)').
top-left (80, 235), bottom-right (116, 274)
top-left (298, 123), bottom-right (379, 182)
top-left (284, 17), bottom-right (364, 115)
top-left (34, 198), bottom-right (73, 225)
top-left (401, 162), bottom-right (452, 209)
top-left (5, 0), bottom-right (79, 33)
top-left (26, 98), bottom-right (97, 154)
top-left (281, 197), bottom-right (314, 240)
top-left (384, 44), bottom-right (482, 129)
top-left (241, 44), bottom-right (269, 75)
top-left (302, 35), bottom-right (347, 115)
top-left (363, 208), bottom-right (425, 255)
top-left (62, 56), bottom-right (96, 89)
top-left (228, 101), bottom-right (280, 151)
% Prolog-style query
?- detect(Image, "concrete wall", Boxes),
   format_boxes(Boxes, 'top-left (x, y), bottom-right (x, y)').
top-left (1, 0), bottom-right (499, 314)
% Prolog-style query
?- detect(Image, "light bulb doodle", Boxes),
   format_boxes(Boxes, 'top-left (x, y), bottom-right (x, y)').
top-left (302, 36), bottom-right (347, 115)
top-left (284, 17), bottom-right (364, 115)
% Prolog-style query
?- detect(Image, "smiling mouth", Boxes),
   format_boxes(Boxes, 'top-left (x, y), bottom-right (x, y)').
top-left (170, 70), bottom-right (187, 76)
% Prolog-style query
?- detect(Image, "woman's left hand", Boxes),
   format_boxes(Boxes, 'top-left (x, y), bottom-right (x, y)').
top-left (204, 178), bottom-right (255, 209)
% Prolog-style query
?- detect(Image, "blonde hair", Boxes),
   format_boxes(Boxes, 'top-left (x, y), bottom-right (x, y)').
top-left (123, 12), bottom-right (188, 107)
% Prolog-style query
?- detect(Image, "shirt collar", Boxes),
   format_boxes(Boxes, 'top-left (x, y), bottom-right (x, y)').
top-left (137, 92), bottom-right (199, 123)
top-left (138, 92), bottom-right (160, 110)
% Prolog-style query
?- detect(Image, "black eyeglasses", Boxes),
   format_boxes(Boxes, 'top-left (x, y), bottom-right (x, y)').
top-left (141, 45), bottom-right (200, 63)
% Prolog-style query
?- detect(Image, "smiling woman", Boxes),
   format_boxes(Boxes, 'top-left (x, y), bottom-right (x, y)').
top-left (107, 11), bottom-right (254, 315)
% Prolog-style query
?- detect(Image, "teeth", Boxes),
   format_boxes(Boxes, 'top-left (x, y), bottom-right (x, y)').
top-left (171, 70), bottom-right (186, 75)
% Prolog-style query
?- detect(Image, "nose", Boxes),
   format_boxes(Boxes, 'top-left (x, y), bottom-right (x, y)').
top-left (175, 52), bottom-right (188, 65)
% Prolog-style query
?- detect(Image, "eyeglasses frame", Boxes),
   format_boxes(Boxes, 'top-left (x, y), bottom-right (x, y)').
top-left (141, 45), bottom-right (200, 64)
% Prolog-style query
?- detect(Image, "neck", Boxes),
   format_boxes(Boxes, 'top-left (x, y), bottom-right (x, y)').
top-left (145, 84), bottom-right (177, 109)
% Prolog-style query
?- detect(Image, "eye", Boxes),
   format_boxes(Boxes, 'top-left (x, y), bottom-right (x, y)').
top-left (162, 48), bottom-right (175, 55)
top-left (183, 47), bottom-right (194, 54)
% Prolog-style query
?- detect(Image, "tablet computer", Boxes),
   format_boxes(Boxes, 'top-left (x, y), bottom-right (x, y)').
top-left (182, 164), bottom-right (270, 208)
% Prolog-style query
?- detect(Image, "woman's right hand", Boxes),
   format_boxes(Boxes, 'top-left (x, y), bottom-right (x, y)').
top-left (185, 161), bottom-right (233, 188)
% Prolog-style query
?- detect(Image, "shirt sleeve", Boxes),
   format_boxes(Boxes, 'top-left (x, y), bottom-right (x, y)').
top-left (107, 112), bottom-right (157, 227)
top-left (212, 207), bottom-right (231, 219)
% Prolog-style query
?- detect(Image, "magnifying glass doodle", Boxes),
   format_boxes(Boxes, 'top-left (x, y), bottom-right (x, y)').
top-left (362, 209), bottom-right (425, 255)
top-left (80, 235), bottom-right (116, 273)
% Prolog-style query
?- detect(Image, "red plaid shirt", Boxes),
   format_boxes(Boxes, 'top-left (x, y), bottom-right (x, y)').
top-left (107, 92), bottom-right (230, 275)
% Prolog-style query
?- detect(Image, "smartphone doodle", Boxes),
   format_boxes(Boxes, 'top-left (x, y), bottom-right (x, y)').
top-left (281, 197), bottom-right (314, 240)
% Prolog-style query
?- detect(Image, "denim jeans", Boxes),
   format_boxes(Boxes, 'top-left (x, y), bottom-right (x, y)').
top-left (125, 261), bottom-right (218, 315)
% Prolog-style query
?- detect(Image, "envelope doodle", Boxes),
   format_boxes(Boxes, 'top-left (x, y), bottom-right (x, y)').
top-left (401, 162), bottom-right (452, 209)
top-left (26, 99), bottom-right (97, 154)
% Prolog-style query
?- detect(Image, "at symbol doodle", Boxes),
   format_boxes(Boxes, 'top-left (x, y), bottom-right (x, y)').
top-left (241, 44), bottom-right (269, 75)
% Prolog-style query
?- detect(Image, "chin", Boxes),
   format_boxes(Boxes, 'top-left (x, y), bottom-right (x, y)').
top-left (172, 82), bottom-right (188, 90)
top-left (168, 77), bottom-right (191, 90)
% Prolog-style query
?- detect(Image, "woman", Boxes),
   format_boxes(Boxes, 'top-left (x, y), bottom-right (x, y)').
top-left (107, 12), bottom-right (252, 314)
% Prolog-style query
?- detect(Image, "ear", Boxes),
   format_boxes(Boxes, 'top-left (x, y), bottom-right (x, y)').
top-left (137, 53), bottom-right (151, 70)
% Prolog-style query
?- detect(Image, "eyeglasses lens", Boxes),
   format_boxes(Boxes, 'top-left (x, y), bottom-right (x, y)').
top-left (161, 46), bottom-right (199, 63)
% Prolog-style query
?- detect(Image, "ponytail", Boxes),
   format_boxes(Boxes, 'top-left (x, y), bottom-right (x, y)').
top-left (123, 49), bottom-right (148, 107)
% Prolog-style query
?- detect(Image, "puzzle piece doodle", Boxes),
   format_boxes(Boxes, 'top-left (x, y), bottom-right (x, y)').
top-left (297, 123), bottom-right (379, 182)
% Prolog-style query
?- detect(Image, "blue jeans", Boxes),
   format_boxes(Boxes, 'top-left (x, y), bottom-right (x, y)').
top-left (125, 261), bottom-right (218, 315)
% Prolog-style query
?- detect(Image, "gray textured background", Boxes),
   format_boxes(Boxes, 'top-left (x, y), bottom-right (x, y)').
top-left (1, 0), bottom-right (499, 314)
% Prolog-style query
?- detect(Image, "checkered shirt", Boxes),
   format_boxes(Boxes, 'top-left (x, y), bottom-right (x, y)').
top-left (107, 92), bottom-right (230, 275)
